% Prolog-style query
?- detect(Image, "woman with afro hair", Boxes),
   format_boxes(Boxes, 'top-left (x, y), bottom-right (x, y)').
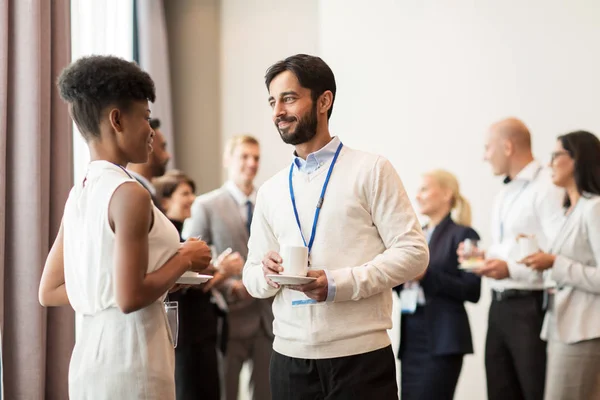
top-left (39, 55), bottom-right (212, 399)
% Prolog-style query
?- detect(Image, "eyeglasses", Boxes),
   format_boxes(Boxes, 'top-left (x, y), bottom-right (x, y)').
top-left (550, 150), bottom-right (570, 163)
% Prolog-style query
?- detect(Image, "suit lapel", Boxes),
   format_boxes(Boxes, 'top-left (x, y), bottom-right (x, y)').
top-left (548, 202), bottom-right (582, 254)
top-left (427, 213), bottom-right (453, 251)
top-left (220, 187), bottom-right (250, 244)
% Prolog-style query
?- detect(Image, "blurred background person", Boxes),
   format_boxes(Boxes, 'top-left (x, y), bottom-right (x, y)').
top-left (460, 118), bottom-right (564, 400)
top-left (128, 118), bottom-right (171, 209)
top-left (520, 131), bottom-right (600, 400)
top-left (183, 135), bottom-right (273, 400)
top-left (154, 170), bottom-right (197, 240)
top-left (396, 170), bottom-right (481, 400)
top-left (155, 169), bottom-right (238, 400)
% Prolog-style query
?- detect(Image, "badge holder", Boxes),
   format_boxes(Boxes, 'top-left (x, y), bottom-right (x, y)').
top-left (400, 287), bottom-right (419, 314)
top-left (164, 301), bottom-right (179, 348)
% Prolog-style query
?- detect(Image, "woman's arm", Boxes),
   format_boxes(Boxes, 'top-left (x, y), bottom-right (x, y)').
top-left (111, 183), bottom-right (211, 314)
top-left (39, 222), bottom-right (70, 307)
top-left (420, 227), bottom-right (481, 303)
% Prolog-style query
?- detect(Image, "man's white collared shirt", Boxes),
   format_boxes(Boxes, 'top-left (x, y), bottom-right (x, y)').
top-left (487, 160), bottom-right (564, 291)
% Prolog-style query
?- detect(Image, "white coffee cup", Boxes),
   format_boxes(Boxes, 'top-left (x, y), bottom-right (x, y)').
top-left (279, 245), bottom-right (309, 276)
top-left (518, 235), bottom-right (539, 260)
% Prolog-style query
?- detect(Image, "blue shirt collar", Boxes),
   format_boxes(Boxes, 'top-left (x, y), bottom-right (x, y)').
top-left (423, 225), bottom-right (435, 244)
top-left (293, 136), bottom-right (341, 174)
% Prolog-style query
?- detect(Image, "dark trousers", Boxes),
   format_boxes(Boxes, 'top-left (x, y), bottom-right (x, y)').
top-left (486, 291), bottom-right (546, 400)
top-left (270, 346), bottom-right (398, 400)
top-left (400, 307), bottom-right (463, 400)
top-left (175, 342), bottom-right (220, 400)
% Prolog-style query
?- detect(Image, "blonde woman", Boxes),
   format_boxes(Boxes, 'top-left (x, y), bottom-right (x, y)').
top-left (395, 170), bottom-right (481, 400)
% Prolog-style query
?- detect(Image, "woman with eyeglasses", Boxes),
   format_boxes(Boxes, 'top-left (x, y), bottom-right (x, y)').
top-left (520, 130), bottom-right (600, 400)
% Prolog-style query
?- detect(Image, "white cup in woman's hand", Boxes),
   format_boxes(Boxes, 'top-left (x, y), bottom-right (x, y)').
top-left (517, 235), bottom-right (539, 261)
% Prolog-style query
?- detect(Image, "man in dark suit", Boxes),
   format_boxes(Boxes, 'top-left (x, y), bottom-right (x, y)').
top-left (128, 118), bottom-right (171, 209)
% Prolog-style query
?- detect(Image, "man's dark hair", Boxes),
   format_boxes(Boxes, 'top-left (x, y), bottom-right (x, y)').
top-left (265, 54), bottom-right (336, 119)
top-left (57, 55), bottom-right (155, 141)
top-left (149, 118), bottom-right (161, 130)
top-left (558, 130), bottom-right (600, 208)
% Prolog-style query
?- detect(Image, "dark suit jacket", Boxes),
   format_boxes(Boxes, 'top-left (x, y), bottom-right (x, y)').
top-left (395, 214), bottom-right (481, 356)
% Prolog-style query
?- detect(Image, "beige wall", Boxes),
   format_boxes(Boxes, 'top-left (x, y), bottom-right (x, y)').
top-left (219, 0), bottom-right (320, 185)
top-left (166, 0), bottom-right (320, 192)
top-left (165, 0), bottom-right (221, 194)
top-left (166, 1), bottom-right (600, 399)
top-left (319, 1), bottom-right (600, 399)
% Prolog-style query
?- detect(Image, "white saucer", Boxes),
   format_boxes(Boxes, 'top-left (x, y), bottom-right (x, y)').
top-left (267, 274), bottom-right (316, 285)
top-left (459, 261), bottom-right (485, 271)
top-left (176, 272), bottom-right (213, 285)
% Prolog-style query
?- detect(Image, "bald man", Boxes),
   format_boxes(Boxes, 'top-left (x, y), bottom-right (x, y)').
top-left (462, 118), bottom-right (563, 400)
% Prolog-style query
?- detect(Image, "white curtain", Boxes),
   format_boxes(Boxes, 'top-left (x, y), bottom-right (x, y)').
top-left (70, 0), bottom-right (134, 185)
top-left (136, 0), bottom-right (176, 167)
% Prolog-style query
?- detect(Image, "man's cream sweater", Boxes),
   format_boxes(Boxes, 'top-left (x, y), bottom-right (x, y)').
top-left (243, 144), bottom-right (429, 359)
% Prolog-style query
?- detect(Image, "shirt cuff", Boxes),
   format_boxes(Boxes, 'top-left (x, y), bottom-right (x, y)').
top-left (550, 254), bottom-right (570, 284)
top-left (323, 269), bottom-right (336, 302)
top-left (506, 260), bottom-right (521, 280)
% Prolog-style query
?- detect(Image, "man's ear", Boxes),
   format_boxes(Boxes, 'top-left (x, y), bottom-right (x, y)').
top-left (318, 91), bottom-right (333, 115)
top-left (503, 139), bottom-right (514, 157)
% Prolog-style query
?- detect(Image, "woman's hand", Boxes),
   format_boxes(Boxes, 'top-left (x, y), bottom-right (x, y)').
top-left (519, 251), bottom-right (556, 271)
top-left (179, 238), bottom-right (212, 273)
top-left (219, 252), bottom-right (244, 277)
top-left (202, 272), bottom-right (227, 292)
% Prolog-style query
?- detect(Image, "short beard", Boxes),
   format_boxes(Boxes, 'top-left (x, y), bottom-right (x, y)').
top-left (151, 158), bottom-right (167, 178)
top-left (275, 102), bottom-right (318, 146)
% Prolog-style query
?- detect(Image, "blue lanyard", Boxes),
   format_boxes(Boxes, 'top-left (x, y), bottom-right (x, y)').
top-left (288, 142), bottom-right (343, 254)
top-left (499, 167), bottom-right (542, 241)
